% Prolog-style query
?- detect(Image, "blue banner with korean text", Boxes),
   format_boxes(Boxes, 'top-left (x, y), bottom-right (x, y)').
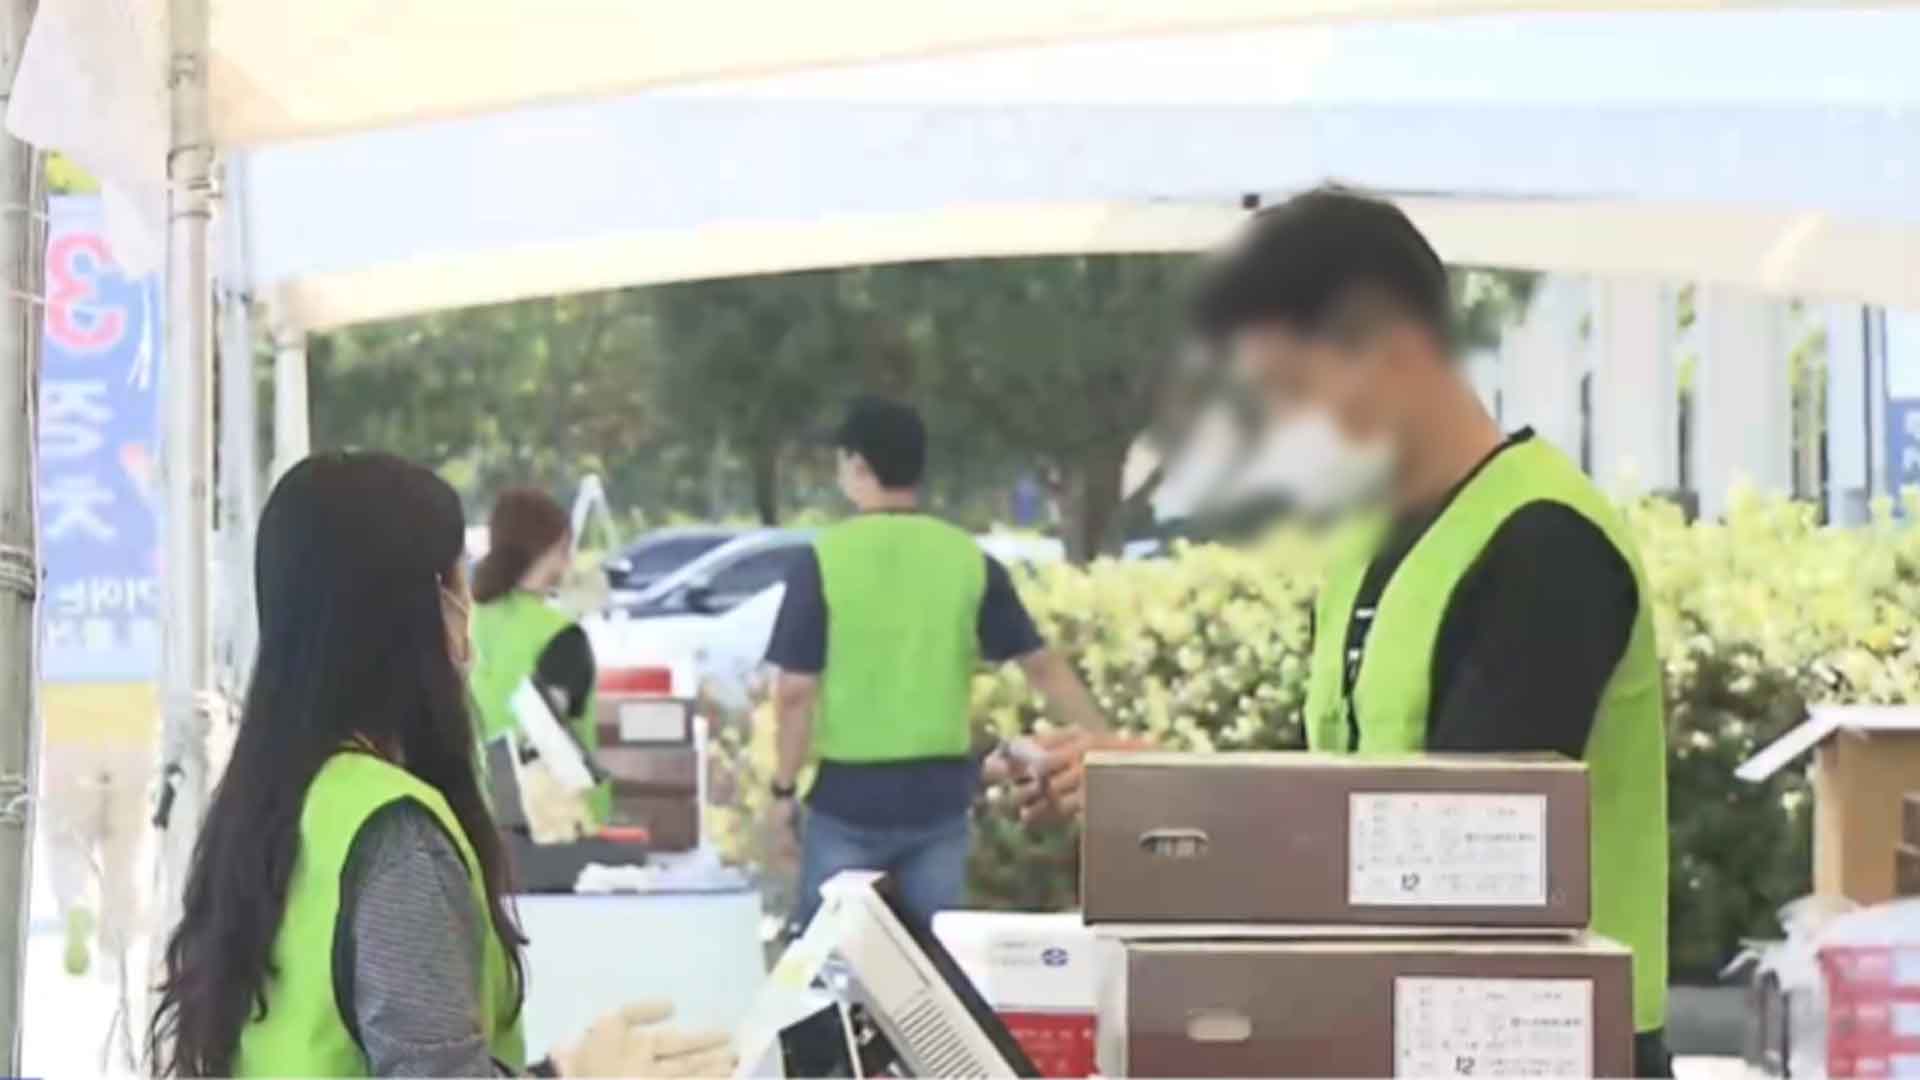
top-left (38, 197), bottom-right (161, 683)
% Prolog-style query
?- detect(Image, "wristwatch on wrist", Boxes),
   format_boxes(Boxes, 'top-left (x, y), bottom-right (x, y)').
top-left (771, 779), bottom-right (798, 801)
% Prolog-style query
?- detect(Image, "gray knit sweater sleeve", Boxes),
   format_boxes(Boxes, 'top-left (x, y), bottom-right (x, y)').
top-left (339, 799), bottom-right (502, 1078)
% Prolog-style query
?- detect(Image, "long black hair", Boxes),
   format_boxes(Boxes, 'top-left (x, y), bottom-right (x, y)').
top-left (147, 452), bottom-right (525, 1077)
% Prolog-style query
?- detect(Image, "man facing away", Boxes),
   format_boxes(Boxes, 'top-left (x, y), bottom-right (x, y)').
top-left (765, 396), bottom-right (1104, 932)
top-left (1030, 188), bottom-right (1672, 1077)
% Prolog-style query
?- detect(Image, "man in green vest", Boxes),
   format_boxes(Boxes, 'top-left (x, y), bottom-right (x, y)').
top-left (1034, 187), bottom-right (1671, 1076)
top-left (765, 396), bottom-right (1105, 933)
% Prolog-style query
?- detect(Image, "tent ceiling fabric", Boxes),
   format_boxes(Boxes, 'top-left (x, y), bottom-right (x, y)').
top-left (16, 2), bottom-right (1918, 155)
top-left (14, 1), bottom-right (1920, 324)
top-left (242, 96), bottom-right (1920, 328)
top-left (268, 197), bottom-right (1920, 333)
top-left (271, 203), bottom-right (1245, 331)
top-left (198, 1), bottom-right (1911, 143)
top-left (653, 9), bottom-right (1920, 108)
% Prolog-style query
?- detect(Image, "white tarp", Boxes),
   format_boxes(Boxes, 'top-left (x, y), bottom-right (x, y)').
top-left (239, 92), bottom-right (1920, 330)
top-left (13, 4), bottom-right (1920, 292)
top-left (257, 195), bottom-right (1920, 333)
top-left (19, 1), bottom-right (1894, 145)
top-left (7, 0), bottom-right (166, 273)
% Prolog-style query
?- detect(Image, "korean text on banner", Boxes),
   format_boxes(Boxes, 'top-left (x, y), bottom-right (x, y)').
top-left (38, 196), bottom-right (162, 684)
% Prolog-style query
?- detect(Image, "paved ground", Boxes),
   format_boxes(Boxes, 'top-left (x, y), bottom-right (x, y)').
top-left (19, 837), bottom-right (150, 1077)
top-left (1675, 1055), bottom-right (1759, 1079)
top-left (1671, 984), bottom-right (1749, 1055)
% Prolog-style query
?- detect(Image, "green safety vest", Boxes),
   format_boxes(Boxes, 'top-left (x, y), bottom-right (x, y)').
top-left (1302, 438), bottom-right (1669, 1033)
top-left (470, 591), bottom-right (609, 824)
top-left (814, 514), bottom-right (986, 762)
top-left (233, 752), bottom-right (525, 1076)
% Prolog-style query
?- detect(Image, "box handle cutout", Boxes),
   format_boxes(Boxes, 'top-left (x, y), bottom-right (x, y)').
top-left (1139, 827), bottom-right (1209, 858)
top-left (1186, 1009), bottom-right (1252, 1043)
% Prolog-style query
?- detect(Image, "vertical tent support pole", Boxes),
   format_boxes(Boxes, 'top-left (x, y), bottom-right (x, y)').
top-left (0, 0), bottom-right (39, 1068)
top-left (1694, 287), bottom-right (1791, 520)
top-left (156, 0), bottom-right (214, 933)
top-left (270, 325), bottom-right (307, 482)
top-left (216, 160), bottom-right (257, 694)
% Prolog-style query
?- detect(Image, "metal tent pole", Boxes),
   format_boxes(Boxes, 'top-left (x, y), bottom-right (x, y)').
top-left (269, 324), bottom-right (308, 482)
top-left (0, 1), bottom-right (40, 1066)
top-left (155, 0), bottom-right (214, 932)
top-left (216, 159), bottom-right (257, 695)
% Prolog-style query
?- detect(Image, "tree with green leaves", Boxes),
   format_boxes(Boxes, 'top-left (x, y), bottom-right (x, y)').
top-left (881, 255), bottom-right (1196, 561)
top-left (311, 259), bottom-right (1539, 548)
top-left (645, 272), bottom-right (864, 525)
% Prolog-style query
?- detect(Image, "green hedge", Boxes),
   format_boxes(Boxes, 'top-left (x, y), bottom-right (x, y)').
top-left (713, 491), bottom-right (1920, 978)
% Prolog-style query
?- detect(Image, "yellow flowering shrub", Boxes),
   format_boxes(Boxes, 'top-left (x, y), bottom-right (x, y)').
top-left (711, 491), bottom-right (1920, 973)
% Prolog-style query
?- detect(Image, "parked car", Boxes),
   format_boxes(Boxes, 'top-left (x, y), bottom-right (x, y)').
top-left (612, 528), bottom-right (813, 617)
top-left (601, 525), bottom-right (744, 595)
top-left (583, 581), bottom-right (785, 712)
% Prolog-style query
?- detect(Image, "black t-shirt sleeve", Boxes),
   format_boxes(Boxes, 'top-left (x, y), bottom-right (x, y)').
top-left (764, 547), bottom-right (827, 673)
top-left (532, 624), bottom-right (595, 720)
top-left (1425, 502), bottom-right (1638, 759)
top-left (978, 556), bottom-right (1045, 663)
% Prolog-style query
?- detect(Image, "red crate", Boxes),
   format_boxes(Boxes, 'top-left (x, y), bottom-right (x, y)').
top-left (1822, 946), bottom-right (1920, 1075)
top-left (1824, 946), bottom-right (1920, 998)
top-left (1000, 1011), bottom-right (1096, 1079)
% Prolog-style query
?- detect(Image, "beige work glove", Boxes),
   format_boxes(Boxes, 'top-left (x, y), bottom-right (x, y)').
top-left (554, 1000), bottom-right (736, 1077)
top-left (518, 757), bottom-right (594, 845)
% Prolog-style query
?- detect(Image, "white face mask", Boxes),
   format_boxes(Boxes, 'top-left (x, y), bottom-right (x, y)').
top-left (1249, 408), bottom-right (1396, 515)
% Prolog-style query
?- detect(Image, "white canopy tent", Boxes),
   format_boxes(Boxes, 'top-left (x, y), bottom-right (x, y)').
top-left (24, 1), bottom-right (1894, 144)
top-left (4, 0), bottom-right (1920, 1067)
top-left (239, 93), bottom-right (1920, 333)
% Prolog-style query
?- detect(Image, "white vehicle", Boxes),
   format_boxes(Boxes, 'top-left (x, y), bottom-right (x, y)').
top-left (582, 582), bottom-right (785, 712)
top-left (610, 529), bottom-right (812, 616)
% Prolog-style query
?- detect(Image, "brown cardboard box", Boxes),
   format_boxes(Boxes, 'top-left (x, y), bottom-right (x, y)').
top-left (1904, 793), bottom-right (1920, 849)
top-left (1081, 752), bottom-right (1589, 928)
top-left (1095, 935), bottom-right (1634, 1078)
top-left (1738, 708), bottom-right (1920, 905)
top-left (611, 790), bottom-right (699, 851)
top-left (593, 697), bottom-right (701, 851)
top-left (1897, 844), bottom-right (1920, 899)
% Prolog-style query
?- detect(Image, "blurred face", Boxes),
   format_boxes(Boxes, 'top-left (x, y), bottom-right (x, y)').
top-left (1229, 317), bottom-right (1435, 513)
top-left (1233, 321), bottom-right (1406, 442)
top-left (520, 534), bottom-right (573, 594)
top-left (836, 449), bottom-right (879, 507)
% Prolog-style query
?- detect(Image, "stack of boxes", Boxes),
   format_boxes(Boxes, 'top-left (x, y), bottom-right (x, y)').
top-left (1079, 751), bottom-right (1635, 1077)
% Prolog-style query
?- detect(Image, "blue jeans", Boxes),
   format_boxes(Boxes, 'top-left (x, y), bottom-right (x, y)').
top-left (793, 808), bottom-right (970, 933)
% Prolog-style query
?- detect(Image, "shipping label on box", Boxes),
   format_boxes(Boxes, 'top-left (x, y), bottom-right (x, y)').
top-left (1393, 977), bottom-right (1592, 1077)
top-left (1351, 793), bottom-right (1549, 907)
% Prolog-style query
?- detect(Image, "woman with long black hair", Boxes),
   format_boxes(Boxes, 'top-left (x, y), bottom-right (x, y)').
top-left (146, 453), bottom-right (729, 1078)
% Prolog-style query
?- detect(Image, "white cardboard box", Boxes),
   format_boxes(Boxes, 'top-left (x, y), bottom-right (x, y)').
top-left (933, 910), bottom-right (1099, 1077)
